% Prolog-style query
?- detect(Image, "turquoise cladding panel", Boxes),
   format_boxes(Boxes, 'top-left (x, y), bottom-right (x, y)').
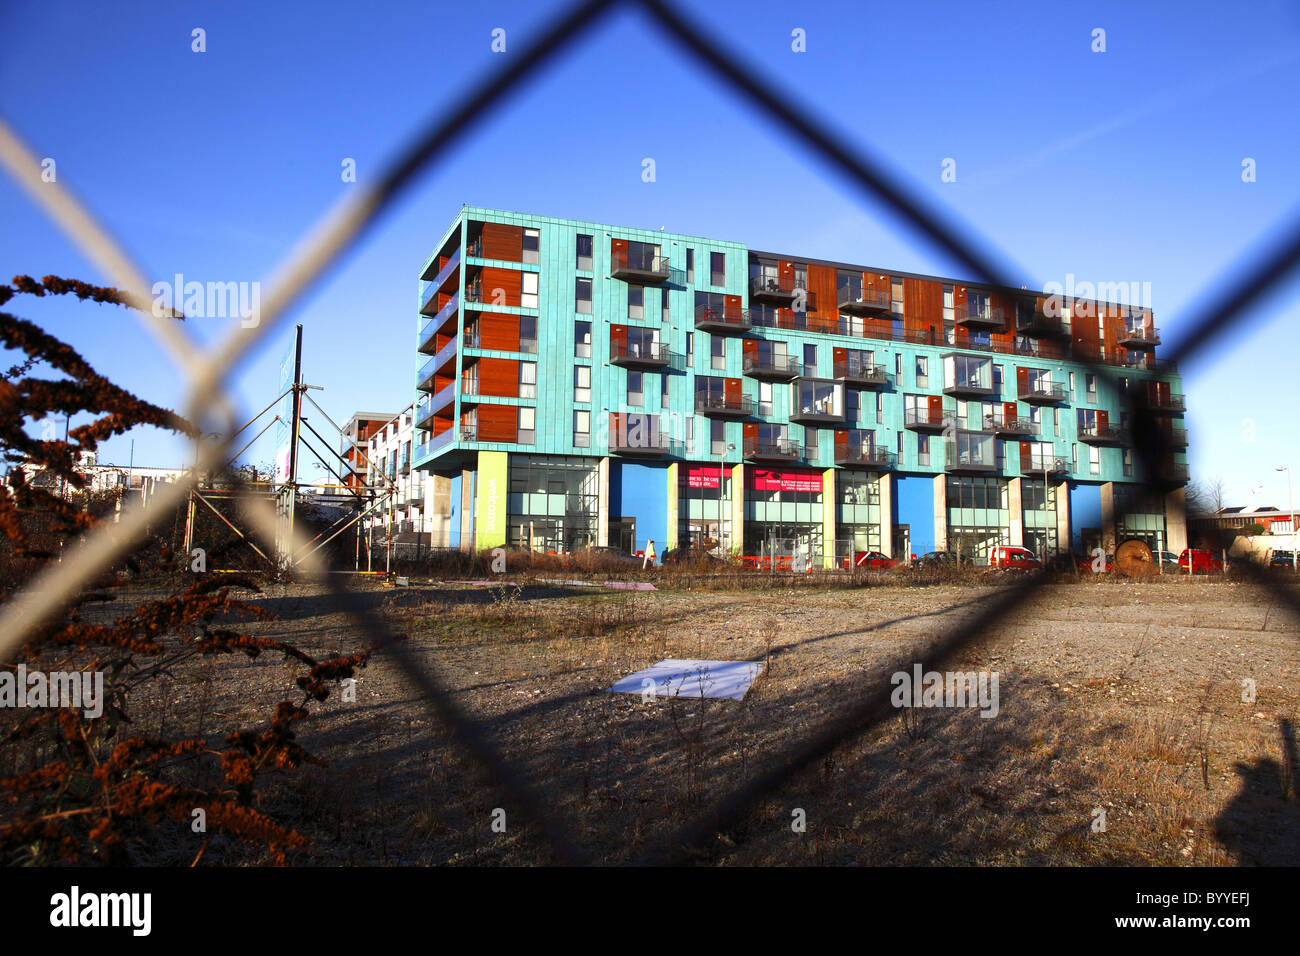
top-left (609, 460), bottom-right (668, 561)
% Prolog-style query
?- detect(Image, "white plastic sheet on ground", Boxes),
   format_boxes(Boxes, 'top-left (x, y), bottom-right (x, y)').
top-left (606, 659), bottom-right (765, 701)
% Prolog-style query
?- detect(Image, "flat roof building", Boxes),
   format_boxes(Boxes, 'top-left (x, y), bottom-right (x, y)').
top-left (413, 206), bottom-right (1188, 565)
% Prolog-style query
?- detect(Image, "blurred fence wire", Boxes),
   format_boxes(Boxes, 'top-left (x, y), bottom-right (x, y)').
top-left (2, 0), bottom-right (1299, 866)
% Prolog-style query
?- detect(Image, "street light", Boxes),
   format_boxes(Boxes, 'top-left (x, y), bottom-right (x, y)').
top-left (718, 440), bottom-right (735, 556)
top-left (1277, 466), bottom-right (1296, 570)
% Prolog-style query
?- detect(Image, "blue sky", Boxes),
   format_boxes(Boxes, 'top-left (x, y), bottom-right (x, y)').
top-left (2, 0), bottom-right (1298, 507)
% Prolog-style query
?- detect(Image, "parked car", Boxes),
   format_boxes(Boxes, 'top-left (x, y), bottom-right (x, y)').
top-left (913, 551), bottom-right (958, 568)
top-left (845, 550), bottom-right (896, 570)
top-left (1076, 552), bottom-right (1114, 574)
top-left (1178, 548), bottom-right (1223, 574)
top-left (1269, 549), bottom-right (1297, 569)
top-left (988, 545), bottom-right (1042, 570)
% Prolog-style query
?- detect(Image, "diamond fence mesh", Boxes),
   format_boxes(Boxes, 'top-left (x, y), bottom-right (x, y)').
top-left (2, 0), bottom-right (1299, 866)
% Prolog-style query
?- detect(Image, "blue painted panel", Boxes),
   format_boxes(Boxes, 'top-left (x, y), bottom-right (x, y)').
top-left (611, 461), bottom-right (668, 561)
top-left (448, 474), bottom-right (462, 548)
top-left (895, 475), bottom-right (935, 555)
top-left (1069, 483), bottom-right (1103, 550)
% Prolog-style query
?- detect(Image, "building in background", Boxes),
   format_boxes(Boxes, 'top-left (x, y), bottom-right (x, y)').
top-left (354, 403), bottom-right (454, 550)
top-left (412, 207), bottom-right (1188, 565)
top-left (341, 412), bottom-right (394, 492)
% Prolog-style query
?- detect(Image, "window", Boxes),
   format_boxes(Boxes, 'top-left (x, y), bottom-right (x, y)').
top-left (845, 388), bottom-right (859, 424)
top-left (575, 277), bottom-right (592, 314)
top-left (942, 285), bottom-right (955, 344)
top-left (805, 427), bottom-right (819, 461)
top-left (1085, 373), bottom-right (1097, 402)
top-left (1069, 371), bottom-right (1076, 393)
top-left (521, 271), bottom-right (538, 309)
top-left (685, 417), bottom-right (695, 455)
top-left (875, 392), bottom-right (884, 425)
top-left (711, 336), bottom-right (726, 370)
top-left (1089, 445), bottom-right (1100, 475)
top-left (519, 361), bottom-right (537, 399)
top-left (661, 287), bottom-right (671, 321)
top-left (1053, 407), bottom-right (1061, 436)
top-left (895, 353), bottom-right (903, 377)
top-left (686, 248), bottom-right (694, 284)
top-left (916, 355), bottom-right (929, 388)
top-left (710, 419), bottom-right (725, 455)
top-left (1071, 442), bottom-right (1077, 472)
top-left (918, 434), bottom-right (931, 466)
top-left (574, 410), bottom-right (590, 448)
top-left (522, 228), bottom-right (539, 265)
top-left (627, 371), bottom-right (644, 406)
top-left (686, 332), bottom-right (693, 367)
top-left (803, 344), bottom-right (817, 377)
top-left (758, 381), bottom-right (773, 417)
top-left (891, 279), bottom-right (904, 315)
top-left (519, 315), bottom-right (537, 354)
top-left (710, 251), bottom-right (725, 287)
top-left (628, 285), bottom-right (644, 320)
top-left (661, 372), bottom-right (670, 409)
top-left (576, 234), bottom-right (593, 271)
top-left (514, 407), bottom-right (535, 445)
top-left (574, 365), bottom-right (591, 403)
top-left (992, 365), bottom-right (1002, 390)
top-left (575, 321), bottom-right (591, 358)
top-left (1122, 448), bottom-right (1133, 477)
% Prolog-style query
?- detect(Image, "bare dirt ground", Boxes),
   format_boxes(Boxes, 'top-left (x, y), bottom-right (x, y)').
top-left (122, 574), bottom-right (1300, 865)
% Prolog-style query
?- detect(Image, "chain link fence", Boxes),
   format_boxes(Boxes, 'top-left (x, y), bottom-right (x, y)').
top-left (2, 0), bottom-right (1300, 866)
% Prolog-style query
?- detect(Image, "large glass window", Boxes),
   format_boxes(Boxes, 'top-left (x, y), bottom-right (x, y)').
top-left (575, 277), bottom-right (592, 314)
top-left (574, 321), bottom-right (591, 358)
top-left (520, 271), bottom-right (538, 309)
top-left (506, 455), bottom-right (600, 552)
top-left (522, 228), bottom-right (539, 265)
top-left (574, 365), bottom-right (591, 403)
top-left (576, 234), bottom-right (593, 271)
top-left (710, 251), bottom-right (726, 287)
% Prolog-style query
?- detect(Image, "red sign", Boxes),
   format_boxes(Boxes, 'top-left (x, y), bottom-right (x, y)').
top-left (749, 468), bottom-right (822, 493)
top-left (684, 465), bottom-right (725, 490)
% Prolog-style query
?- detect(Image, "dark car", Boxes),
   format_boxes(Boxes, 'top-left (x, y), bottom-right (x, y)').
top-left (1268, 549), bottom-right (1295, 569)
top-left (913, 551), bottom-right (957, 568)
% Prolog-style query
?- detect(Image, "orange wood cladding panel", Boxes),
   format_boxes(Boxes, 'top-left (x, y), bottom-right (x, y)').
top-left (476, 405), bottom-right (517, 443)
top-left (743, 422), bottom-right (758, 441)
top-left (927, 395), bottom-right (944, 419)
top-left (1097, 409), bottom-right (1109, 430)
top-left (1019, 440), bottom-right (1032, 472)
top-left (807, 263), bottom-right (837, 319)
top-left (863, 271), bottom-right (891, 296)
top-left (479, 222), bottom-right (523, 261)
top-left (478, 267), bottom-right (522, 307)
top-left (477, 312), bottom-right (520, 352)
top-left (1100, 305), bottom-right (1120, 356)
top-left (990, 290), bottom-right (1015, 344)
top-left (743, 338), bottom-right (758, 357)
top-left (1072, 301), bottom-right (1100, 355)
top-left (611, 324), bottom-right (628, 350)
top-left (832, 346), bottom-right (847, 364)
top-left (476, 357), bottom-right (520, 397)
top-left (434, 370), bottom-right (456, 393)
top-left (778, 260), bottom-right (795, 280)
top-left (1003, 401), bottom-right (1018, 422)
top-left (724, 377), bottom-right (742, 402)
top-left (902, 278), bottom-right (943, 344)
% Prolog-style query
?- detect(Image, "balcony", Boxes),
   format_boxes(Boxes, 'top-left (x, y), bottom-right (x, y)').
top-left (749, 273), bottom-right (796, 305)
top-left (744, 437), bottom-right (801, 462)
top-left (984, 413), bottom-right (1035, 438)
top-left (837, 287), bottom-right (892, 317)
top-left (610, 341), bottom-right (671, 368)
top-left (743, 352), bottom-right (800, 381)
top-left (695, 392), bottom-right (753, 418)
top-left (415, 398), bottom-right (437, 430)
top-left (422, 246), bottom-right (461, 289)
top-left (904, 408), bottom-right (950, 432)
top-left (955, 305), bottom-right (1007, 330)
top-left (789, 381), bottom-right (843, 424)
top-left (1144, 392), bottom-right (1185, 414)
top-left (415, 427), bottom-right (456, 461)
top-left (611, 249), bottom-right (670, 284)
top-left (1119, 324), bottom-right (1160, 348)
top-left (834, 358), bottom-right (889, 387)
top-left (1078, 424), bottom-right (1127, 446)
top-left (1157, 460), bottom-right (1189, 484)
top-left (835, 438), bottom-right (894, 469)
top-left (1159, 425), bottom-right (1188, 448)
top-left (458, 423), bottom-right (479, 443)
top-left (609, 415), bottom-right (672, 456)
top-left (1023, 455), bottom-right (1069, 477)
top-left (1018, 380), bottom-right (1068, 404)
top-left (694, 303), bottom-right (751, 334)
top-left (943, 376), bottom-right (998, 399)
top-left (1015, 303), bottom-right (1067, 338)
top-left (945, 443), bottom-right (999, 473)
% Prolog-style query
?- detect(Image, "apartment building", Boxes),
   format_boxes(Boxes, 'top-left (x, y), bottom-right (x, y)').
top-left (342, 412), bottom-right (394, 492)
top-left (353, 403), bottom-right (455, 546)
top-left (413, 207), bottom-right (1188, 566)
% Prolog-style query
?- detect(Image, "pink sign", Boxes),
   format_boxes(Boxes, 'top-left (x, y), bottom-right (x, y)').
top-left (750, 469), bottom-right (822, 493)
top-left (684, 465), bottom-right (725, 490)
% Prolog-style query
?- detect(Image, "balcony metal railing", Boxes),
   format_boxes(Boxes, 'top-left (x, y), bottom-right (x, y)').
top-left (904, 407), bottom-right (950, 430)
top-left (424, 247), bottom-right (460, 292)
top-left (1158, 460), bottom-right (1189, 482)
top-left (609, 414), bottom-right (671, 454)
top-left (610, 341), bottom-right (671, 367)
top-left (743, 352), bottom-right (800, 379)
top-left (749, 273), bottom-right (795, 302)
top-left (1024, 455), bottom-right (1069, 476)
top-left (743, 437), bottom-right (801, 461)
top-left (1018, 380), bottom-right (1068, 403)
top-left (611, 249), bottom-right (671, 283)
top-left (1119, 324), bottom-right (1160, 347)
top-left (943, 375), bottom-right (997, 397)
top-left (1145, 392), bottom-right (1186, 412)
top-left (954, 305), bottom-right (1007, 329)
top-left (695, 392), bottom-right (754, 417)
top-left (833, 358), bottom-right (889, 386)
top-left (1160, 426), bottom-right (1188, 447)
top-left (945, 443), bottom-right (998, 472)
top-left (837, 287), bottom-right (891, 316)
top-left (694, 303), bottom-right (751, 332)
top-left (983, 413), bottom-right (1035, 436)
top-left (835, 439), bottom-right (894, 468)
top-left (1078, 423), bottom-right (1127, 444)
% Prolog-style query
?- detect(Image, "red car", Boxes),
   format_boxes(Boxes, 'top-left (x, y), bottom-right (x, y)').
top-left (988, 545), bottom-right (1042, 570)
top-left (1178, 548), bottom-right (1223, 574)
top-left (845, 550), bottom-right (895, 570)
top-left (1076, 552), bottom-right (1114, 574)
